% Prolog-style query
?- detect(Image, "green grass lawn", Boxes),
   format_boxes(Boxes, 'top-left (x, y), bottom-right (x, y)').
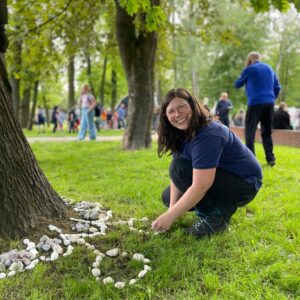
top-left (23, 126), bottom-right (125, 137)
top-left (0, 142), bottom-right (299, 299)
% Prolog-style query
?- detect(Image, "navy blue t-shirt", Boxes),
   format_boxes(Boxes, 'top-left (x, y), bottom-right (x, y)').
top-left (177, 121), bottom-right (263, 190)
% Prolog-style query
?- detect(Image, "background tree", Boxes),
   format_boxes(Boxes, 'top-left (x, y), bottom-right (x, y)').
top-left (7, 0), bottom-right (67, 122)
top-left (55, 0), bottom-right (103, 109)
top-left (115, 0), bottom-right (166, 149)
top-left (200, 1), bottom-right (269, 109)
top-left (163, 0), bottom-right (299, 110)
top-left (76, 1), bottom-right (128, 109)
top-left (266, 7), bottom-right (300, 104)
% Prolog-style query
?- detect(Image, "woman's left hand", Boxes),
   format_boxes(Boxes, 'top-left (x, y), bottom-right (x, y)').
top-left (152, 212), bottom-right (175, 232)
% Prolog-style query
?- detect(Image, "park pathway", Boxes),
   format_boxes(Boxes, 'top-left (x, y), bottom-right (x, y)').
top-left (26, 134), bottom-right (159, 143)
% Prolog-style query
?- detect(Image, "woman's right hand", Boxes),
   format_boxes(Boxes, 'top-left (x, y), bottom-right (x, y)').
top-left (152, 211), bottom-right (175, 232)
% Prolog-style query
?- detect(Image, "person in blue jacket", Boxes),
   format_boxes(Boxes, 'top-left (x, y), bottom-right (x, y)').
top-left (234, 51), bottom-right (281, 166)
top-left (152, 88), bottom-right (262, 238)
top-left (215, 92), bottom-right (233, 127)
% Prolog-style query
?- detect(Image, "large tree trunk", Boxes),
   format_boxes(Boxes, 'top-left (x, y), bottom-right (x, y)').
top-left (27, 80), bottom-right (39, 130)
top-left (99, 55), bottom-right (107, 106)
top-left (115, 1), bottom-right (158, 150)
top-left (0, 62), bottom-right (67, 238)
top-left (68, 55), bottom-right (75, 109)
top-left (111, 69), bottom-right (117, 110)
top-left (20, 85), bottom-right (31, 128)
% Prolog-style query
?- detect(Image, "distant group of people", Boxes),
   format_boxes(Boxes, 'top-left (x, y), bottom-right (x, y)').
top-left (34, 106), bottom-right (68, 134)
top-left (212, 92), bottom-right (293, 131)
top-left (75, 85), bottom-right (129, 140)
top-left (50, 106), bottom-right (68, 133)
top-left (47, 84), bottom-right (129, 140)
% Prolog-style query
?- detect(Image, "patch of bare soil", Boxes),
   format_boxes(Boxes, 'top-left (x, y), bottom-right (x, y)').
top-left (26, 208), bottom-right (78, 242)
top-left (0, 208), bottom-right (78, 253)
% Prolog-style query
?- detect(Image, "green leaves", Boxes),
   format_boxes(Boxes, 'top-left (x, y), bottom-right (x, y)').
top-left (291, 0), bottom-right (300, 10)
top-left (119, 0), bottom-right (166, 32)
top-left (250, 0), bottom-right (270, 12)
top-left (249, 0), bottom-right (298, 12)
top-left (119, 0), bottom-right (151, 15)
top-left (146, 6), bottom-right (167, 31)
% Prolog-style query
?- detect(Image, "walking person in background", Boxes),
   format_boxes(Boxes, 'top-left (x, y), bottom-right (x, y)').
top-left (101, 108), bottom-right (107, 129)
top-left (152, 88), bottom-right (262, 238)
top-left (68, 107), bottom-right (77, 133)
top-left (233, 109), bottom-right (245, 127)
top-left (36, 106), bottom-right (46, 133)
top-left (214, 92), bottom-right (233, 127)
top-left (113, 109), bottom-right (119, 129)
top-left (51, 106), bottom-right (60, 133)
top-left (117, 103), bottom-right (127, 129)
top-left (235, 51), bottom-right (281, 166)
top-left (273, 102), bottom-right (292, 130)
top-left (58, 108), bottom-right (66, 132)
top-left (94, 102), bottom-right (102, 132)
top-left (106, 109), bottom-right (113, 129)
top-left (74, 105), bottom-right (80, 132)
top-left (78, 84), bottom-right (97, 140)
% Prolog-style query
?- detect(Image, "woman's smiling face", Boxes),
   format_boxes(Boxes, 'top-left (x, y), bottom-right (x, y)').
top-left (166, 97), bottom-right (193, 130)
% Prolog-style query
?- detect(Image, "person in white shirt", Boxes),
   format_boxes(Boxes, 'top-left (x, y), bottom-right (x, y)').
top-left (78, 84), bottom-right (97, 140)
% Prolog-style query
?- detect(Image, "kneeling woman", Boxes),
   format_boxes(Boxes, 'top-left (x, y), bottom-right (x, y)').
top-left (152, 88), bottom-right (262, 238)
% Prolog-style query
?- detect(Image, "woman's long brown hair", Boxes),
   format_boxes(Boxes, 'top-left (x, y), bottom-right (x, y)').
top-left (157, 88), bottom-right (210, 157)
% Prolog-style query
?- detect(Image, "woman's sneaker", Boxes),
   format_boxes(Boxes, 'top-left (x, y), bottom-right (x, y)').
top-left (267, 159), bottom-right (276, 166)
top-left (185, 214), bottom-right (228, 238)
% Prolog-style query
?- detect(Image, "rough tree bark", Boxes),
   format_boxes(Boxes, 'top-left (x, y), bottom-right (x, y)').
top-left (68, 55), bottom-right (75, 109)
top-left (0, 62), bottom-right (67, 238)
top-left (115, 1), bottom-right (158, 149)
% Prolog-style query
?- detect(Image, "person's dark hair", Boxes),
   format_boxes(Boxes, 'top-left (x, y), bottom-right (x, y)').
top-left (157, 88), bottom-right (210, 157)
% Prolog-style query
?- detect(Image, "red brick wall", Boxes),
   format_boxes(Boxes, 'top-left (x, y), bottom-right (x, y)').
top-left (231, 126), bottom-right (300, 148)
